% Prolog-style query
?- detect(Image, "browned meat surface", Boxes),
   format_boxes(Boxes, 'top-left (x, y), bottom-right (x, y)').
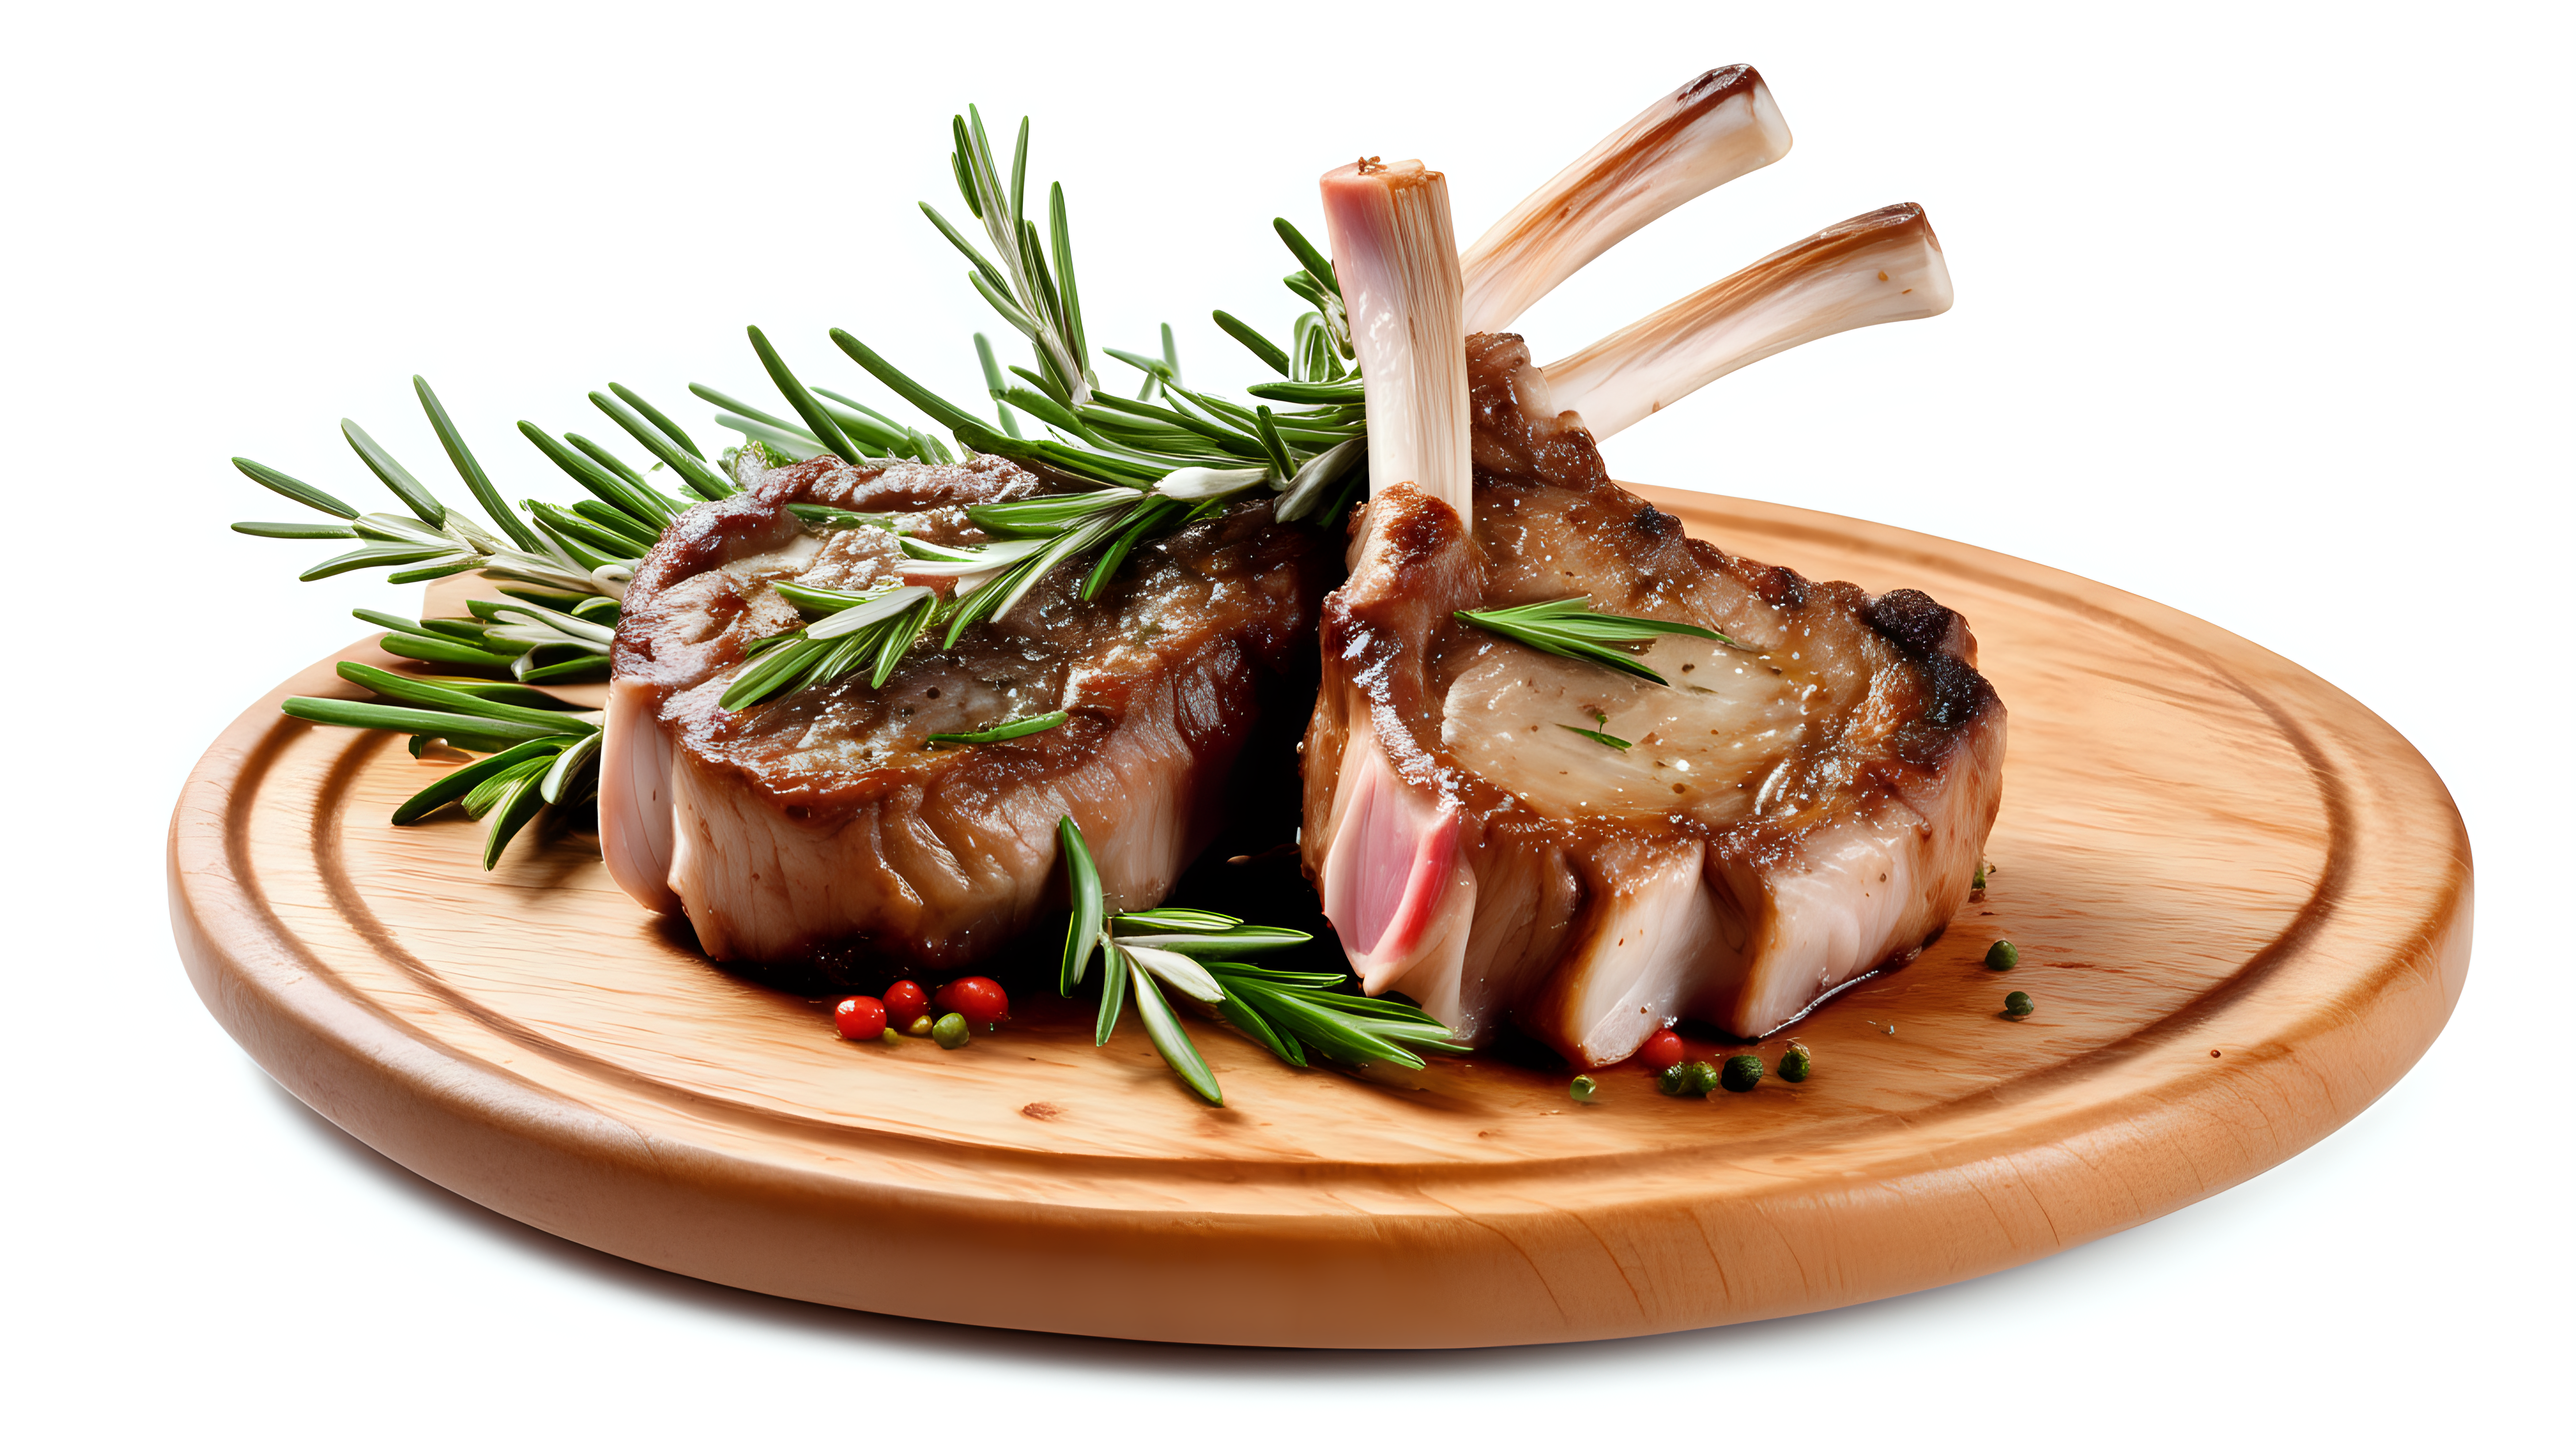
top-left (603, 454), bottom-right (1333, 973)
top-left (1301, 334), bottom-right (2005, 1062)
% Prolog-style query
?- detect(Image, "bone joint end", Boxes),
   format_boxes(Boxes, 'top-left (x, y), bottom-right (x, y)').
top-left (1541, 203), bottom-right (1954, 441)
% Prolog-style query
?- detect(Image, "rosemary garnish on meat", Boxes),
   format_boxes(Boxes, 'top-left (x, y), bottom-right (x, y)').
top-left (672, 112), bottom-right (1375, 708)
top-left (1457, 595), bottom-right (1736, 684)
top-left (719, 582), bottom-right (942, 709)
top-left (927, 711), bottom-right (1068, 745)
top-left (1054, 818), bottom-right (1461, 1103)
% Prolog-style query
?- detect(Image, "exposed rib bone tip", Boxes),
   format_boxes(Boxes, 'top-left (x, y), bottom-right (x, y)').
top-left (1460, 65), bottom-right (1795, 334)
top-left (1538, 202), bottom-right (1956, 440)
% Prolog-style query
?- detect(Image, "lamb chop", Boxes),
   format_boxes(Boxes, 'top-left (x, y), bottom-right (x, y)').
top-left (1303, 137), bottom-right (2000, 1064)
top-left (601, 452), bottom-right (1330, 972)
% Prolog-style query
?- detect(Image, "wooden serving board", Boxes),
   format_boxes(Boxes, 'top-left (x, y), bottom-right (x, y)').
top-left (167, 487), bottom-right (2471, 1348)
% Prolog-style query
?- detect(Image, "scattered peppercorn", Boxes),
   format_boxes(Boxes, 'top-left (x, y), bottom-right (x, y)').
top-left (905, 1013), bottom-right (935, 1037)
top-left (1657, 1062), bottom-right (1694, 1097)
top-left (833, 996), bottom-right (888, 1041)
top-left (934, 976), bottom-right (1010, 1032)
top-left (880, 1027), bottom-right (901, 1045)
top-left (932, 1012), bottom-right (971, 1049)
top-left (1985, 939), bottom-right (2019, 971)
top-left (1721, 1054), bottom-right (1763, 1092)
top-left (1569, 1075), bottom-right (1598, 1103)
top-left (1638, 1028), bottom-right (1686, 1072)
top-left (1779, 1042), bottom-right (1813, 1082)
top-left (2004, 991), bottom-right (2035, 1019)
top-left (884, 980), bottom-right (932, 1029)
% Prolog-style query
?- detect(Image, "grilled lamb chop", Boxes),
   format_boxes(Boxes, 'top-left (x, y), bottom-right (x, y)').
top-left (1304, 159), bottom-right (2000, 1064)
top-left (602, 453), bottom-right (1330, 972)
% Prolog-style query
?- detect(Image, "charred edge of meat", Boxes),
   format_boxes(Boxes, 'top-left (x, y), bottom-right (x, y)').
top-left (1864, 587), bottom-right (1968, 661)
top-left (1864, 588), bottom-right (1999, 761)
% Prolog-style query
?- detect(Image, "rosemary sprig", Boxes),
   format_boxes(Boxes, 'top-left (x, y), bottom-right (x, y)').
top-left (280, 664), bottom-right (602, 868)
top-left (232, 375), bottom-right (730, 598)
top-left (231, 107), bottom-right (1387, 879)
top-left (669, 123), bottom-right (1374, 705)
top-left (711, 130), bottom-right (1367, 505)
top-left (1456, 595), bottom-right (1736, 684)
top-left (922, 107), bottom-right (1096, 406)
top-left (694, 220), bottom-right (1365, 700)
top-left (1054, 818), bottom-right (1461, 1104)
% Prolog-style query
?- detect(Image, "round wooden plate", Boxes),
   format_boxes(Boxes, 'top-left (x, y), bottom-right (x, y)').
top-left (167, 486), bottom-right (2472, 1348)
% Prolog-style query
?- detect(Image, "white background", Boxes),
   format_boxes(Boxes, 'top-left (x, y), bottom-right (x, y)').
top-left (4, 2), bottom-right (2566, 1437)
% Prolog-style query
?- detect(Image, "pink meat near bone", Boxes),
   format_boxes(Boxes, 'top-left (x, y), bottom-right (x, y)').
top-left (1307, 163), bottom-right (2002, 1064)
top-left (602, 454), bottom-right (1330, 970)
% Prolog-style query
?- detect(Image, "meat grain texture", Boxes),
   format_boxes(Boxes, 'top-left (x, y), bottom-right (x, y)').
top-left (603, 454), bottom-right (1331, 975)
top-left (1302, 334), bottom-right (2005, 1064)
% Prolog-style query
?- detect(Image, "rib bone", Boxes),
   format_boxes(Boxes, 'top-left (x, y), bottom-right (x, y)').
top-left (1539, 202), bottom-right (1953, 440)
top-left (1318, 159), bottom-right (1471, 519)
top-left (1459, 65), bottom-right (1792, 336)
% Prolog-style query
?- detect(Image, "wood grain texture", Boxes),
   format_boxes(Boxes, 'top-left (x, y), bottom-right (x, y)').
top-left (166, 488), bottom-right (2472, 1347)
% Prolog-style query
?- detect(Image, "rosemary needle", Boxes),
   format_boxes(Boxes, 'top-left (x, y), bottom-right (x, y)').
top-left (926, 711), bottom-right (1070, 745)
top-left (1560, 719), bottom-right (1633, 749)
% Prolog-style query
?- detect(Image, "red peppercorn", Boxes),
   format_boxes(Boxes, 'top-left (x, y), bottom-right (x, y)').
top-left (833, 996), bottom-right (887, 1041)
top-left (883, 980), bottom-right (931, 1029)
top-left (1637, 1028), bottom-right (1685, 1071)
top-left (935, 976), bottom-right (1010, 1032)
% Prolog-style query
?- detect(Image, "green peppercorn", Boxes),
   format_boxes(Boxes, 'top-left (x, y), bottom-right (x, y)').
top-left (1675, 1060), bottom-right (1715, 1096)
top-left (2004, 991), bottom-right (2035, 1019)
top-left (1720, 1054), bottom-right (1763, 1092)
top-left (1972, 861), bottom-right (1988, 891)
top-left (1985, 938), bottom-right (2018, 971)
top-left (905, 1013), bottom-right (935, 1037)
top-left (1569, 1075), bottom-right (1598, 1103)
top-left (1778, 1042), bottom-right (1813, 1082)
top-left (880, 1027), bottom-right (901, 1045)
top-left (1657, 1062), bottom-right (1694, 1097)
top-left (932, 1012), bottom-right (971, 1048)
